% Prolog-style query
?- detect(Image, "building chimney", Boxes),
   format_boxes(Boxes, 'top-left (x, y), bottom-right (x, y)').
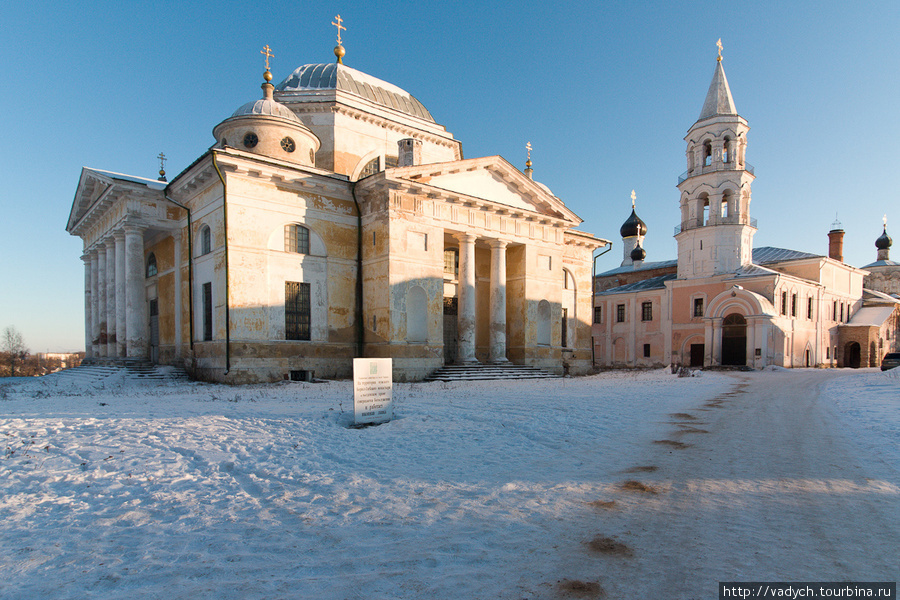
top-left (828, 218), bottom-right (844, 262)
top-left (398, 138), bottom-right (422, 167)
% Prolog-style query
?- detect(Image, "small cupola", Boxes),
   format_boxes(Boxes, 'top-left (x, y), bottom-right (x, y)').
top-left (620, 190), bottom-right (647, 238)
top-left (212, 45), bottom-right (320, 167)
top-left (630, 242), bottom-right (646, 263)
top-left (876, 216), bottom-right (892, 261)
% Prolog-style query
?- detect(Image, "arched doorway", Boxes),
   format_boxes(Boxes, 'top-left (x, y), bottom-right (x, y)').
top-left (721, 313), bottom-right (747, 366)
top-left (845, 342), bottom-right (861, 368)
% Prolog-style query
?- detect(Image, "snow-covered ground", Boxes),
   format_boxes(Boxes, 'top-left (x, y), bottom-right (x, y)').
top-left (0, 367), bottom-right (897, 599)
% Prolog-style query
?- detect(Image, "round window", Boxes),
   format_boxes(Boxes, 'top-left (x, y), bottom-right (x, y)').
top-left (243, 132), bottom-right (259, 148)
top-left (280, 137), bottom-right (296, 153)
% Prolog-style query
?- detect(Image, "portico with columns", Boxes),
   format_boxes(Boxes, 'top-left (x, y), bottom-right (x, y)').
top-left (355, 155), bottom-right (607, 380)
top-left (68, 168), bottom-right (184, 363)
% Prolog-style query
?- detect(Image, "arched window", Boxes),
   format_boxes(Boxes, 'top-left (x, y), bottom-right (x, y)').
top-left (700, 194), bottom-right (710, 226)
top-left (146, 253), bottom-right (157, 278)
top-left (406, 285), bottom-right (427, 343)
top-left (285, 224), bottom-right (310, 254)
top-left (721, 190), bottom-right (732, 220)
top-left (723, 136), bottom-right (732, 163)
top-left (199, 225), bottom-right (211, 255)
top-left (563, 269), bottom-right (575, 290)
top-left (703, 140), bottom-right (713, 166)
top-left (360, 157), bottom-right (380, 178)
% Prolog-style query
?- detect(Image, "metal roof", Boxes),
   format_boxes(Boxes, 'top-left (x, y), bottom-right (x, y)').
top-left (598, 273), bottom-right (677, 294)
top-left (752, 246), bottom-right (822, 264)
top-left (276, 63), bottom-right (434, 123)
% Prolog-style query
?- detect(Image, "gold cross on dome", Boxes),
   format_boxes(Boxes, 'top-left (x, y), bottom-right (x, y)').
top-left (885, 214), bottom-right (889, 227)
top-left (716, 38), bottom-right (723, 61)
top-left (631, 189), bottom-right (636, 208)
top-left (526, 141), bottom-right (532, 161)
top-left (260, 44), bottom-right (274, 71)
top-left (333, 14), bottom-right (346, 45)
top-left (158, 152), bottom-right (167, 171)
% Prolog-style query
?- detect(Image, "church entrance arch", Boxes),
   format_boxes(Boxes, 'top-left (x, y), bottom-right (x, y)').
top-left (721, 313), bottom-right (747, 366)
top-left (845, 342), bottom-right (861, 368)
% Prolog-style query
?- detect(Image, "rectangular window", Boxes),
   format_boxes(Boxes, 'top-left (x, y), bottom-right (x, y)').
top-left (443, 249), bottom-right (459, 278)
top-left (643, 343), bottom-right (651, 358)
top-left (807, 297), bottom-right (813, 320)
top-left (781, 292), bottom-right (787, 315)
top-left (641, 301), bottom-right (653, 321)
top-left (593, 306), bottom-right (602, 324)
top-left (693, 298), bottom-right (704, 318)
top-left (840, 303), bottom-right (844, 322)
top-left (616, 304), bottom-right (625, 323)
top-left (285, 224), bottom-right (310, 254)
top-left (833, 300), bottom-right (837, 321)
top-left (202, 282), bottom-right (213, 341)
top-left (791, 293), bottom-right (797, 317)
top-left (285, 281), bottom-right (311, 341)
top-left (826, 346), bottom-right (830, 359)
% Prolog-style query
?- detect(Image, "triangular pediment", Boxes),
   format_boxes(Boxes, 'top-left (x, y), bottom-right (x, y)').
top-left (387, 156), bottom-right (582, 224)
top-left (67, 167), bottom-right (166, 235)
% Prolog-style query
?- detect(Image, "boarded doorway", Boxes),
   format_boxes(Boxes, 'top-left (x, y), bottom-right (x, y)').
top-left (721, 313), bottom-right (747, 366)
top-left (690, 343), bottom-right (705, 367)
top-left (845, 342), bottom-right (861, 368)
top-left (443, 297), bottom-right (458, 365)
top-left (149, 298), bottom-right (159, 364)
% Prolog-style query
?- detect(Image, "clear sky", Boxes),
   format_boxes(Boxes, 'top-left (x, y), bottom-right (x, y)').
top-left (1, 0), bottom-right (898, 352)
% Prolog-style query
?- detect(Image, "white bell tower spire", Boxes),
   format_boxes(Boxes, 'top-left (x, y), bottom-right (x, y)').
top-left (675, 41), bottom-right (756, 279)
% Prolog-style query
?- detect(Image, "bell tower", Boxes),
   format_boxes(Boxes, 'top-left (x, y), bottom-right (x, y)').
top-left (675, 41), bottom-right (756, 279)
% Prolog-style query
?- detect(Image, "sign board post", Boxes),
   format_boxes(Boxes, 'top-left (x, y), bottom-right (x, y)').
top-left (353, 358), bottom-right (393, 426)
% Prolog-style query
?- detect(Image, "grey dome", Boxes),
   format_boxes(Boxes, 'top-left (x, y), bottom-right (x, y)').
top-left (276, 63), bottom-right (434, 123)
top-left (231, 97), bottom-right (301, 122)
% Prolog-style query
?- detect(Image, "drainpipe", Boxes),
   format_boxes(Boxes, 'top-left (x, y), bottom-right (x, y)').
top-left (163, 192), bottom-right (194, 352)
top-left (211, 152), bottom-right (231, 374)
top-left (350, 180), bottom-right (364, 358)
top-left (591, 242), bottom-right (613, 367)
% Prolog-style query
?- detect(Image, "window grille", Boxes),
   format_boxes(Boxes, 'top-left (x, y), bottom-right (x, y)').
top-left (443, 249), bottom-right (459, 278)
top-left (146, 253), bottom-right (157, 278)
top-left (693, 298), bottom-right (704, 318)
top-left (202, 282), bottom-right (212, 341)
top-left (616, 304), bottom-right (625, 323)
top-left (641, 301), bottom-right (653, 321)
top-left (200, 226), bottom-right (211, 255)
top-left (593, 306), bottom-right (602, 324)
top-left (285, 281), bottom-right (311, 341)
top-left (360, 157), bottom-right (380, 178)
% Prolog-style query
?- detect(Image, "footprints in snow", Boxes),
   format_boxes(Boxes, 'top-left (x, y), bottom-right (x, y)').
top-left (565, 384), bottom-right (748, 597)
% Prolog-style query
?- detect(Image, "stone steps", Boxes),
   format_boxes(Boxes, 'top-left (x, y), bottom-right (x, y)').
top-left (425, 363), bottom-right (561, 382)
top-left (55, 360), bottom-right (191, 384)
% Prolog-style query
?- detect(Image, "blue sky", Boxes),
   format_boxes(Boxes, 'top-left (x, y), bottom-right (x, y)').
top-left (1, 1), bottom-right (898, 352)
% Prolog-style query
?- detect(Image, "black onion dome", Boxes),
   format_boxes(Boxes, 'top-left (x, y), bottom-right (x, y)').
top-left (630, 244), bottom-right (646, 262)
top-left (876, 227), bottom-right (892, 250)
top-left (620, 209), bottom-right (647, 238)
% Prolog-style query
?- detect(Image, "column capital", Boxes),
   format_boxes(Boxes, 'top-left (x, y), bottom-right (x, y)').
top-left (488, 238), bottom-right (509, 250)
top-left (453, 232), bottom-right (478, 244)
top-left (123, 223), bottom-right (146, 236)
top-left (113, 229), bottom-right (126, 242)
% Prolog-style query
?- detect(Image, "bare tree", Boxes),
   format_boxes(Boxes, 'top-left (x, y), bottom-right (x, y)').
top-left (2, 326), bottom-right (28, 377)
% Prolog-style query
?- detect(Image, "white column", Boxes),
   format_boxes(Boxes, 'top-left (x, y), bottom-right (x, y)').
top-left (710, 318), bottom-right (723, 366)
top-left (82, 254), bottom-right (93, 358)
top-left (114, 231), bottom-right (127, 357)
top-left (96, 247), bottom-right (108, 357)
top-left (488, 239), bottom-right (508, 363)
top-left (124, 225), bottom-right (148, 358)
top-left (105, 238), bottom-right (117, 358)
top-left (90, 250), bottom-right (100, 357)
top-left (455, 233), bottom-right (479, 364)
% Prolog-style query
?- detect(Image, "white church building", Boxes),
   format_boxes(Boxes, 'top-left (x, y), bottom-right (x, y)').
top-left (592, 49), bottom-right (900, 370)
top-left (66, 38), bottom-right (608, 383)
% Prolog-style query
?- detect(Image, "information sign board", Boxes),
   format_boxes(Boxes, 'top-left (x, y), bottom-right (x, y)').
top-left (353, 358), bottom-right (393, 425)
